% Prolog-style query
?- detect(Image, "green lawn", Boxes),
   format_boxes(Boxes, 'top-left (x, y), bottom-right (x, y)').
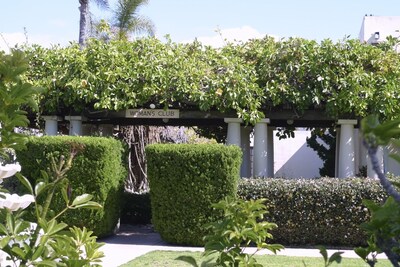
top-left (119, 250), bottom-right (392, 267)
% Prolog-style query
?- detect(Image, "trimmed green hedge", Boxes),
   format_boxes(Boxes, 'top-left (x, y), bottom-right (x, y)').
top-left (147, 144), bottom-right (242, 246)
top-left (15, 136), bottom-right (127, 237)
top-left (238, 178), bottom-right (387, 247)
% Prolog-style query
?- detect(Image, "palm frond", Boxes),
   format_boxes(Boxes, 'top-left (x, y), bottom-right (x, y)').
top-left (113, 0), bottom-right (154, 39)
top-left (126, 15), bottom-right (155, 37)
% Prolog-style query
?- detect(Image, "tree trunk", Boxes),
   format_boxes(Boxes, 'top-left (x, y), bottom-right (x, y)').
top-left (79, 0), bottom-right (89, 47)
top-left (121, 125), bottom-right (161, 192)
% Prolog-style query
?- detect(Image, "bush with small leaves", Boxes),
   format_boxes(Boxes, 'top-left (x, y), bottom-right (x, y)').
top-left (178, 197), bottom-right (283, 267)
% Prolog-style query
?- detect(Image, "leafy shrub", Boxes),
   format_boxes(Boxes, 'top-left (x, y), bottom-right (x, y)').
top-left (178, 197), bottom-right (283, 267)
top-left (121, 192), bottom-right (152, 225)
top-left (238, 177), bottom-right (387, 247)
top-left (146, 144), bottom-right (242, 246)
top-left (15, 136), bottom-right (127, 237)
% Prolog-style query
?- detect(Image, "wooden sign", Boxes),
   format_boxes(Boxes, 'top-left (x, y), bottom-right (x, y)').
top-left (125, 109), bottom-right (179, 119)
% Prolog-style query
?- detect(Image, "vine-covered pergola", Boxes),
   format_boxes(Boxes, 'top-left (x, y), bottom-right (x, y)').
top-left (22, 36), bottom-right (400, 178)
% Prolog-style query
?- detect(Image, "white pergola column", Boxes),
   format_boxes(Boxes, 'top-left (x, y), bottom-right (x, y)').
top-left (337, 119), bottom-right (357, 178)
top-left (240, 126), bottom-right (252, 177)
top-left (253, 119), bottom-right (271, 177)
top-left (224, 118), bottom-right (242, 146)
top-left (42, 116), bottom-right (62, 136)
top-left (65, 116), bottom-right (86, 136)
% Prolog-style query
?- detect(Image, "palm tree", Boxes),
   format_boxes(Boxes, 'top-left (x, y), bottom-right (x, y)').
top-left (113, 0), bottom-right (155, 41)
top-left (79, 0), bottom-right (109, 46)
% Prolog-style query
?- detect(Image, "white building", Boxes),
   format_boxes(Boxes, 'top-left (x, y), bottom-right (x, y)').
top-left (359, 15), bottom-right (400, 49)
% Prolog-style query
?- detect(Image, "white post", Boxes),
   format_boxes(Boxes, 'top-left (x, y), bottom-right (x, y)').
top-left (42, 116), bottom-right (62, 136)
top-left (224, 118), bottom-right (242, 146)
top-left (337, 119), bottom-right (357, 178)
top-left (65, 116), bottom-right (85, 136)
top-left (253, 119), bottom-right (270, 177)
top-left (240, 126), bottom-right (252, 177)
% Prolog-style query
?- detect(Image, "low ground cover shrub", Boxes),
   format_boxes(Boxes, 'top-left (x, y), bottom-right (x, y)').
top-left (15, 136), bottom-right (127, 237)
top-left (238, 177), bottom-right (387, 247)
top-left (147, 144), bottom-right (242, 246)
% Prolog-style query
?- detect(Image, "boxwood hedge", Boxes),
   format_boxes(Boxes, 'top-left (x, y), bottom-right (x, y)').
top-left (238, 177), bottom-right (387, 247)
top-left (146, 144), bottom-right (242, 246)
top-left (15, 136), bottom-right (127, 237)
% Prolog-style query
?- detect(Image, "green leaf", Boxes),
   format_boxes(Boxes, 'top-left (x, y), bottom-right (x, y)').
top-left (0, 236), bottom-right (11, 249)
top-left (328, 252), bottom-right (343, 264)
top-left (36, 260), bottom-right (58, 267)
top-left (0, 223), bottom-right (8, 234)
top-left (176, 256), bottom-right (199, 267)
top-left (71, 194), bottom-right (93, 206)
top-left (61, 183), bottom-right (69, 205)
top-left (11, 246), bottom-right (26, 259)
top-left (15, 173), bottom-right (33, 195)
top-left (31, 244), bottom-right (46, 261)
top-left (317, 246), bottom-right (328, 263)
top-left (46, 220), bottom-right (68, 236)
top-left (354, 247), bottom-right (370, 260)
top-left (72, 201), bottom-right (102, 210)
top-left (6, 212), bottom-right (15, 234)
top-left (14, 220), bottom-right (30, 234)
top-left (34, 181), bottom-right (49, 197)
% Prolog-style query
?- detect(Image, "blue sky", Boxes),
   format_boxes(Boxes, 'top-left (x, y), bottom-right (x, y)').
top-left (1, 0), bottom-right (400, 51)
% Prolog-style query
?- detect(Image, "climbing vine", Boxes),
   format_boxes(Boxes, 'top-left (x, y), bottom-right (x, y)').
top-left (22, 36), bottom-right (400, 124)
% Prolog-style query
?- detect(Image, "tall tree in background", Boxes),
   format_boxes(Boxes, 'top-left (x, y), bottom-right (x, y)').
top-left (112, 0), bottom-right (155, 40)
top-left (79, 0), bottom-right (109, 46)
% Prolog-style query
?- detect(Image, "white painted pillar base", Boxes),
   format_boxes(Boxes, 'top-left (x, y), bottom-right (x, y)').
top-left (240, 126), bottom-right (252, 177)
top-left (224, 118), bottom-right (242, 146)
top-left (337, 119), bottom-right (357, 178)
top-left (65, 116), bottom-right (86, 136)
top-left (253, 119), bottom-right (270, 177)
top-left (42, 116), bottom-right (62, 136)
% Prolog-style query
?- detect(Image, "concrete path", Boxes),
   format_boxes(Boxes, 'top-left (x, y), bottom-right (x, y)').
top-left (99, 224), bottom-right (385, 267)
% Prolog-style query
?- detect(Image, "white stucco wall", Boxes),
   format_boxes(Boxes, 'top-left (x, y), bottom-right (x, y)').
top-left (273, 128), bottom-right (323, 178)
top-left (359, 16), bottom-right (400, 47)
top-left (384, 144), bottom-right (400, 175)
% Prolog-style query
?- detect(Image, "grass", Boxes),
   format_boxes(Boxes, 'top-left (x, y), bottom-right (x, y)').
top-left (119, 250), bottom-right (392, 267)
